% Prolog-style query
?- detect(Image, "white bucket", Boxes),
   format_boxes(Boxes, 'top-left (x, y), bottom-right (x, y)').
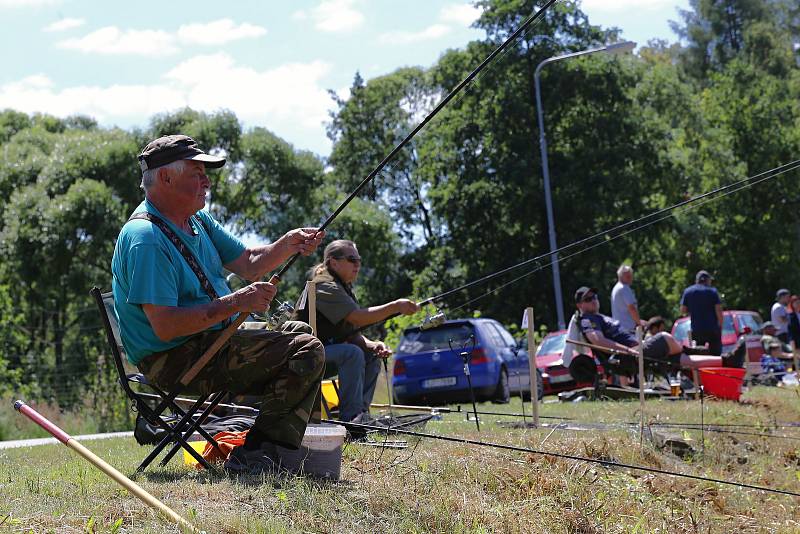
top-left (277, 423), bottom-right (347, 479)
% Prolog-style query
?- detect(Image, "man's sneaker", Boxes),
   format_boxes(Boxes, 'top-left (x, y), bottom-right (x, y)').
top-left (224, 442), bottom-right (285, 475)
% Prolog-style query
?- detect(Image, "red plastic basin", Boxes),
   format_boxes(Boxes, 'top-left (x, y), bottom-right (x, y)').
top-left (697, 367), bottom-right (747, 401)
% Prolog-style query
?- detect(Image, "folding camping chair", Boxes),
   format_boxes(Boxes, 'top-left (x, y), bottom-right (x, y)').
top-left (91, 286), bottom-right (227, 472)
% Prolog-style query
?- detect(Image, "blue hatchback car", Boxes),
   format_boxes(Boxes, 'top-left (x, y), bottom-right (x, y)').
top-left (391, 318), bottom-right (532, 405)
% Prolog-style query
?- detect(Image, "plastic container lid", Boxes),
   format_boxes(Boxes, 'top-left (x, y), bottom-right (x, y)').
top-left (301, 423), bottom-right (347, 451)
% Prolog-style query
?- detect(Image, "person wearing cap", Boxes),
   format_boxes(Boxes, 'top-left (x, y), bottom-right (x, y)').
top-left (294, 239), bottom-right (419, 423)
top-left (761, 341), bottom-right (788, 376)
top-left (679, 270), bottom-right (723, 355)
top-left (111, 134), bottom-right (326, 475)
top-left (562, 286), bottom-right (724, 385)
top-left (610, 265), bottom-right (645, 334)
top-left (771, 289), bottom-right (791, 344)
top-left (760, 321), bottom-right (793, 358)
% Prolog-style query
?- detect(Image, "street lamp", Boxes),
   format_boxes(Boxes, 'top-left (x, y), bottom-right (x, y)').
top-left (534, 41), bottom-right (636, 329)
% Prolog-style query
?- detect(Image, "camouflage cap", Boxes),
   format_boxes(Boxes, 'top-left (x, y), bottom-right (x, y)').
top-left (138, 134), bottom-right (225, 172)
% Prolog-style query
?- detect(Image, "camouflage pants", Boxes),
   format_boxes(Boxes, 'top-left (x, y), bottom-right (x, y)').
top-left (137, 321), bottom-right (324, 449)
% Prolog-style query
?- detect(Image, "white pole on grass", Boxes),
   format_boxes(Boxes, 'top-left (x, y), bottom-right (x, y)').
top-left (526, 307), bottom-right (540, 427)
top-left (636, 326), bottom-right (646, 448)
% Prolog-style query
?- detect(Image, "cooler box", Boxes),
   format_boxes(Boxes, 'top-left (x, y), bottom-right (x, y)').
top-left (278, 423), bottom-right (347, 480)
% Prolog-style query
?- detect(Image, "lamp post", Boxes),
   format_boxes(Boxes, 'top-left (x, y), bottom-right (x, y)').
top-left (534, 41), bottom-right (636, 329)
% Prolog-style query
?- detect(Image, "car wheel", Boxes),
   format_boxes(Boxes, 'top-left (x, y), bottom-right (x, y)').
top-left (492, 367), bottom-right (511, 404)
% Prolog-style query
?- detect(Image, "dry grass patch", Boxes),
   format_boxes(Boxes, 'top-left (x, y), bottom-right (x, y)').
top-left (1, 386), bottom-right (799, 532)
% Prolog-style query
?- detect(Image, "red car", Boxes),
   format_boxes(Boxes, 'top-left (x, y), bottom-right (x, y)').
top-left (671, 310), bottom-right (764, 371)
top-left (533, 330), bottom-right (602, 396)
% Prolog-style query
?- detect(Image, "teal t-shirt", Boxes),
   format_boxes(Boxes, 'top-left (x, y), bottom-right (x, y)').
top-left (111, 200), bottom-right (246, 365)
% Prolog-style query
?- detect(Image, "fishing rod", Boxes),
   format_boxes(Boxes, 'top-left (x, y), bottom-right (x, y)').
top-left (324, 418), bottom-right (800, 498)
top-left (417, 158), bottom-right (800, 315)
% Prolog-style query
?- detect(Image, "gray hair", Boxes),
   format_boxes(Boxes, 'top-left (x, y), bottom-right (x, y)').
top-left (617, 264), bottom-right (633, 278)
top-left (140, 159), bottom-right (186, 191)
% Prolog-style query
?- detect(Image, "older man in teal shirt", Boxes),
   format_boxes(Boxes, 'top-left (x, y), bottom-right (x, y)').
top-left (112, 134), bottom-right (325, 475)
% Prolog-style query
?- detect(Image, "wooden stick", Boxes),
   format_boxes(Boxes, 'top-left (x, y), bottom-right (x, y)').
top-left (307, 280), bottom-right (317, 337)
top-left (14, 401), bottom-right (199, 533)
top-left (636, 326), bottom-right (645, 448)
top-left (181, 274), bottom-right (280, 387)
top-left (525, 308), bottom-right (539, 427)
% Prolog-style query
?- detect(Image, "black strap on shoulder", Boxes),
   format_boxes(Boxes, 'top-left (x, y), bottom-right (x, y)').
top-left (127, 212), bottom-right (219, 300)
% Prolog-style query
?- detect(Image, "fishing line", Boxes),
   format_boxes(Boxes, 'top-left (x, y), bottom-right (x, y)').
top-left (441, 158), bottom-right (800, 313)
top-left (452, 406), bottom-right (800, 429)
top-left (326, 418), bottom-right (800, 498)
top-left (446, 407), bottom-right (800, 441)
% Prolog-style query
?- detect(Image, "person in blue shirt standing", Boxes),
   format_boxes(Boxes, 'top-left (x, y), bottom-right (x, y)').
top-left (679, 270), bottom-right (724, 355)
top-left (112, 134), bottom-right (326, 475)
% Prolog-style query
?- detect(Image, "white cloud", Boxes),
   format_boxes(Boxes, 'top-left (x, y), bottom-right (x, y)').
top-left (177, 19), bottom-right (266, 46)
top-left (379, 24), bottom-right (451, 45)
top-left (580, 0), bottom-right (674, 11)
top-left (291, 10), bottom-right (308, 21)
top-left (164, 54), bottom-right (332, 129)
top-left (42, 17), bottom-right (85, 32)
top-left (57, 19), bottom-right (267, 56)
top-left (0, 0), bottom-right (59, 7)
top-left (308, 0), bottom-right (364, 33)
top-left (57, 26), bottom-right (178, 56)
top-left (0, 75), bottom-right (184, 119)
top-left (0, 55), bottom-right (335, 151)
top-left (439, 3), bottom-right (482, 26)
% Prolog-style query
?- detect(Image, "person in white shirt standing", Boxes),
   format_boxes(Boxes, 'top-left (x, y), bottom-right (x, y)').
top-left (771, 288), bottom-right (791, 344)
top-left (611, 265), bottom-right (643, 334)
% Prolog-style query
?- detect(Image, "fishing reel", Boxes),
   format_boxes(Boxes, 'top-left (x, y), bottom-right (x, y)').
top-left (265, 301), bottom-right (295, 331)
top-left (420, 308), bottom-right (447, 330)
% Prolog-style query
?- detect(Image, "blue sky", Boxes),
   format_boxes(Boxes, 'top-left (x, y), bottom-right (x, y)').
top-left (0, 0), bottom-right (689, 156)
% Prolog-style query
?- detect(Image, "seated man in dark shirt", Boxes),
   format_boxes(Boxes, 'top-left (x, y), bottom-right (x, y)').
top-left (563, 286), bottom-right (723, 383)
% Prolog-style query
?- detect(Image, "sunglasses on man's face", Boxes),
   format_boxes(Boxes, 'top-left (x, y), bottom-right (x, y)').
top-left (581, 294), bottom-right (598, 303)
top-left (335, 255), bottom-right (362, 265)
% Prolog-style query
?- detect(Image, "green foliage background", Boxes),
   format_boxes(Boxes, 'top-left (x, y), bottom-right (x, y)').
top-left (0, 0), bottom-right (798, 430)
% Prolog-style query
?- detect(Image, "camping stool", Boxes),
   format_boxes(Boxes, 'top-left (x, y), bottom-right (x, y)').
top-left (91, 287), bottom-right (228, 472)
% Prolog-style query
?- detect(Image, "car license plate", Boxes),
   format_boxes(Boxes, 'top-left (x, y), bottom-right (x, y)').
top-left (422, 377), bottom-right (457, 389)
top-left (548, 373), bottom-right (572, 384)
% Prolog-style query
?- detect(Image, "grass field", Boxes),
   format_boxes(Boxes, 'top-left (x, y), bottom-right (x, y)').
top-left (2, 383), bottom-right (800, 533)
